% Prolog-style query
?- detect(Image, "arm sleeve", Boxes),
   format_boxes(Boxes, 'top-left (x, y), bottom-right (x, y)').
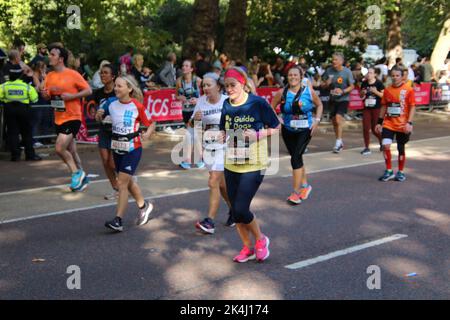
top-left (219, 103), bottom-right (227, 131)
top-left (381, 90), bottom-right (387, 107)
top-left (101, 97), bottom-right (112, 115)
top-left (260, 98), bottom-right (280, 129)
top-left (408, 88), bottom-right (416, 107)
top-left (74, 71), bottom-right (90, 91)
top-left (136, 101), bottom-right (152, 127)
top-left (28, 85), bottom-right (39, 103)
top-left (0, 84), bottom-right (5, 101)
top-left (347, 69), bottom-right (355, 85)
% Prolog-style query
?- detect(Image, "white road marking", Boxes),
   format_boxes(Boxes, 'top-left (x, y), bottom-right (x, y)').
top-left (1, 135), bottom-right (448, 197)
top-left (285, 234), bottom-right (408, 270)
top-left (0, 188), bottom-right (209, 224)
top-left (1, 135), bottom-right (450, 225)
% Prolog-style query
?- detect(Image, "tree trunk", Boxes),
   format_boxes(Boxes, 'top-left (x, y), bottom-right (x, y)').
top-left (431, 18), bottom-right (450, 77)
top-left (223, 0), bottom-right (248, 62)
top-left (386, 0), bottom-right (403, 68)
top-left (182, 0), bottom-right (219, 61)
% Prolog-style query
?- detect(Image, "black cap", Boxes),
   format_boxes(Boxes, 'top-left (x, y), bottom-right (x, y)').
top-left (8, 63), bottom-right (23, 81)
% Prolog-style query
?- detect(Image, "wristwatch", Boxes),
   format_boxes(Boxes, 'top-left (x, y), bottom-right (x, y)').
top-left (408, 121), bottom-right (413, 125)
top-left (315, 117), bottom-right (321, 123)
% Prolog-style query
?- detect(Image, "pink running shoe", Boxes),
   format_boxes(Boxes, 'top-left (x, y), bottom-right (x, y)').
top-left (287, 192), bottom-right (302, 205)
top-left (255, 235), bottom-right (270, 262)
top-left (299, 185), bottom-right (312, 200)
top-left (233, 245), bottom-right (256, 263)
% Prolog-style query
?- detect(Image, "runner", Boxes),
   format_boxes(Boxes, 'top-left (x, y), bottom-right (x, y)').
top-left (271, 66), bottom-right (323, 205)
top-left (175, 59), bottom-right (203, 169)
top-left (42, 45), bottom-right (92, 191)
top-left (94, 64), bottom-right (119, 200)
top-left (192, 73), bottom-right (234, 234)
top-left (375, 66), bottom-right (416, 182)
top-left (359, 67), bottom-right (384, 155)
top-left (220, 67), bottom-right (280, 262)
top-left (321, 52), bottom-right (355, 153)
top-left (97, 75), bottom-right (156, 232)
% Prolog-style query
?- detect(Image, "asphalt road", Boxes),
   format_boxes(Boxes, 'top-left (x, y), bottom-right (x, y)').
top-left (1, 111), bottom-right (450, 193)
top-left (1, 155), bottom-right (449, 300)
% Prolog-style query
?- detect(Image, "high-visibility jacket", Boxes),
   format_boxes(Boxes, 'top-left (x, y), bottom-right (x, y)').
top-left (0, 79), bottom-right (38, 105)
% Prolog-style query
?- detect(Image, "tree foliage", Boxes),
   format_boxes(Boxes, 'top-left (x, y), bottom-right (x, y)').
top-left (0, 0), bottom-right (447, 68)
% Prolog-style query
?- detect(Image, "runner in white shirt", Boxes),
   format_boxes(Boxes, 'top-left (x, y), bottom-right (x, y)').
top-left (192, 73), bottom-right (233, 234)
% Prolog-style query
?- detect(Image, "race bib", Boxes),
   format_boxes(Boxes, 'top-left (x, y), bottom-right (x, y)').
top-left (387, 103), bottom-right (401, 117)
top-left (226, 147), bottom-right (250, 161)
top-left (290, 119), bottom-right (309, 129)
top-left (51, 99), bottom-right (66, 112)
top-left (365, 98), bottom-right (377, 107)
top-left (111, 139), bottom-right (131, 152)
top-left (330, 89), bottom-right (342, 96)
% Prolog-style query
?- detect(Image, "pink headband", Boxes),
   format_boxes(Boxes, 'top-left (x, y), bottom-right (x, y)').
top-left (224, 69), bottom-right (246, 85)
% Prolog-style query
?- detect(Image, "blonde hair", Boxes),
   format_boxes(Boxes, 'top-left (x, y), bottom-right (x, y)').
top-left (133, 54), bottom-right (144, 69)
top-left (118, 75), bottom-right (144, 103)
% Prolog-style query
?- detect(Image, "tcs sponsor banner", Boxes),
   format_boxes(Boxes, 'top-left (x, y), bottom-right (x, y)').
top-left (77, 96), bottom-right (99, 142)
top-left (413, 83), bottom-right (431, 106)
top-left (144, 89), bottom-right (182, 122)
top-left (143, 87), bottom-right (281, 121)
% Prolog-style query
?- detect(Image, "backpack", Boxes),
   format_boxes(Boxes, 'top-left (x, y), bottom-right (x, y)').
top-left (280, 85), bottom-right (305, 114)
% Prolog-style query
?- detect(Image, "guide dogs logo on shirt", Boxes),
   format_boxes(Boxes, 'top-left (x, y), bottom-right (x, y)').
top-left (225, 115), bottom-right (256, 130)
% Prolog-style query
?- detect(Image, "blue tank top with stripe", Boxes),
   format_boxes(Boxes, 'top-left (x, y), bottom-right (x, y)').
top-left (282, 85), bottom-right (314, 132)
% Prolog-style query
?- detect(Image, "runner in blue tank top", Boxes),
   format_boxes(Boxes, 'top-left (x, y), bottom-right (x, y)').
top-left (271, 66), bottom-right (323, 205)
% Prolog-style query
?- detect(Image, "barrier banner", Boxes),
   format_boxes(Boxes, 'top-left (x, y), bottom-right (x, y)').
top-left (431, 83), bottom-right (450, 103)
top-left (77, 96), bottom-right (99, 143)
top-left (144, 89), bottom-right (182, 122)
top-left (348, 88), bottom-right (364, 110)
top-left (256, 87), bottom-right (281, 112)
top-left (413, 83), bottom-right (431, 105)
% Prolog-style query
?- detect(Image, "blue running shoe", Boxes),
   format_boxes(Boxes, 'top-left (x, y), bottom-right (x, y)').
top-left (196, 161), bottom-right (205, 169)
top-left (70, 170), bottom-right (86, 189)
top-left (378, 170), bottom-right (395, 182)
top-left (196, 217), bottom-right (215, 234)
top-left (180, 161), bottom-right (191, 169)
top-left (395, 171), bottom-right (406, 182)
top-left (71, 176), bottom-right (89, 192)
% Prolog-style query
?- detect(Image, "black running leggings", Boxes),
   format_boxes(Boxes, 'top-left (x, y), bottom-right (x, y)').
top-left (282, 126), bottom-right (311, 170)
top-left (224, 169), bottom-right (264, 224)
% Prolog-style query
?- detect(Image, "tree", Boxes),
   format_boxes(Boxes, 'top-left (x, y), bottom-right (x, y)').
top-left (223, 0), bottom-right (248, 62)
top-left (385, 0), bottom-right (403, 67)
top-left (182, 0), bottom-right (219, 60)
top-left (431, 18), bottom-right (450, 77)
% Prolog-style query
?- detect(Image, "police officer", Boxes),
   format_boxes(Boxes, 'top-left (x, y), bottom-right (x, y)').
top-left (0, 64), bottom-right (41, 161)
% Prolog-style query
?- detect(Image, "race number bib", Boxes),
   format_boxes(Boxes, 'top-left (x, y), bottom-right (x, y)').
top-left (330, 89), bottom-right (341, 96)
top-left (289, 114), bottom-right (309, 129)
top-left (365, 98), bottom-right (377, 107)
top-left (387, 103), bottom-right (401, 117)
top-left (290, 120), bottom-right (309, 129)
top-left (111, 139), bottom-right (131, 152)
top-left (51, 99), bottom-right (66, 112)
top-left (226, 147), bottom-right (250, 161)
